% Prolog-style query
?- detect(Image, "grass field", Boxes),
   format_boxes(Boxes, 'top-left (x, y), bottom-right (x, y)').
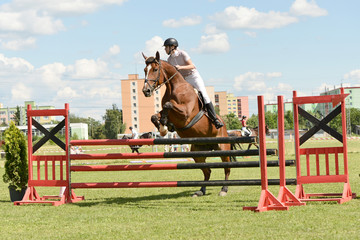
top-left (0, 139), bottom-right (359, 240)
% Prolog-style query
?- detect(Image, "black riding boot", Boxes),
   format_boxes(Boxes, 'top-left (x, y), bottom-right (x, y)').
top-left (205, 102), bottom-right (224, 129)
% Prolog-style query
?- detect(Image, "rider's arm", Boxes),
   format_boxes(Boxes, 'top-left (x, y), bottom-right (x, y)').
top-left (175, 58), bottom-right (196, 71)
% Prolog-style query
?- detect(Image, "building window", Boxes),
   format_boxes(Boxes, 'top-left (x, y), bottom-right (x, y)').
top-left (134, 117), bottom-right (137, 121)
top-left (156, 104), bottom-right (160, 108)
top-left (134, 124), bottom-right (138, 128)
top-left (132, 89), bottom-right (136, 93)
top-left (133, 110), bottom-right (137, 114)
top-left (133, 96), bottom-right (136, 100)
top-left (133, 103), bottom-right (136, 107)
top-left (132, 82), bottom-right (135, 86)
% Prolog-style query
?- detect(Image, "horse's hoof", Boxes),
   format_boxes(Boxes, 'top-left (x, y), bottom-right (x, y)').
top-left (192, 191), bottom-right (204, 197)
top-left (219, 191), bottom-right (227, 197)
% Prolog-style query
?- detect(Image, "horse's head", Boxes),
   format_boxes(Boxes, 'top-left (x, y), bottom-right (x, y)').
top-left (142, 51), bottom-right (164, 97)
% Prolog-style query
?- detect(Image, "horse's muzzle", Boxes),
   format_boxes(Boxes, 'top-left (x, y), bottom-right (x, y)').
top-left (142, 88), bottom-right (152, 97)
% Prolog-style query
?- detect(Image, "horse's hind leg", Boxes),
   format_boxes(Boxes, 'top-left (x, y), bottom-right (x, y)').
top-left (219, 143), bottom-right (231, 197)
top-left (219, 155), bottom-right (231, 197)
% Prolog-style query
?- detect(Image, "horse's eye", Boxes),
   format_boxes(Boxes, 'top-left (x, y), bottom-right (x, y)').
top-left (153, 68), bottom-right (158, 72)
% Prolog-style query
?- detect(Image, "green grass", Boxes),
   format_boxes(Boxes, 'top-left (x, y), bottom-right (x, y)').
top-left (0, 139), bottom-right (359, 240)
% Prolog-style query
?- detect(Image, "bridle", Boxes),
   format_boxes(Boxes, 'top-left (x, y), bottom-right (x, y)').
top-left (144, 59), bottom-right (178, 93)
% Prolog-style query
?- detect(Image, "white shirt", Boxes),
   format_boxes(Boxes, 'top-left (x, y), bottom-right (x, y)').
top-left (131, 129), bottom-right (139, 139)
top-left (167, 49), bottom-right (197, 77)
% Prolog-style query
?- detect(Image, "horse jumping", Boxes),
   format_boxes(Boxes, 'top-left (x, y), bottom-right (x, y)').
top-left (142, 51), bottom-right (231, 197)
top-left (228, 125), bottom-right (270, 150)
top-left (122, 132), bottom-right (153, 153)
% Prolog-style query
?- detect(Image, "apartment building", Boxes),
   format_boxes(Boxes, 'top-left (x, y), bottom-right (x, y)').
top-left (0, 101), bottom-right (55, 126)
top-left (320, 86), bottom-right (360, 115)
top-left (264, 86), bottom-right (360, 115)
top-left (214, 92), bottom-right (249, 119)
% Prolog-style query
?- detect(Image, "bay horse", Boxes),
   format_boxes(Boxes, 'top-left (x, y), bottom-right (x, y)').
top-left (142, 51), bottom-right (232, 197)
top-left (228, 125), bottom-right (269, 150)
top-left (122, 132), bottom-right (153, 153)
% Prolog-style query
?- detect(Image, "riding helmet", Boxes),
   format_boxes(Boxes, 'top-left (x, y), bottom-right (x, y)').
top-left (242, 115), bottom-right (247, 119)
top-left (164, 38), bottom-right (178, 47)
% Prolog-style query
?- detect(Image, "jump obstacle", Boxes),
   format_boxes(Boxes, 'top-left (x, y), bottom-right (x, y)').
top-left (14, 90), bottom-right (355, 211)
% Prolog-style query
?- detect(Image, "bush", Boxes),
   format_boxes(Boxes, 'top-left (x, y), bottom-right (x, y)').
top-left (2, 122), bottom-right (28, 191)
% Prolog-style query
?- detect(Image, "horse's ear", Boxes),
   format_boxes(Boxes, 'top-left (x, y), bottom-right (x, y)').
top-left (142, 52), bottom-right (147, 60)
top-left (155, 51), bottom-right (160, 62)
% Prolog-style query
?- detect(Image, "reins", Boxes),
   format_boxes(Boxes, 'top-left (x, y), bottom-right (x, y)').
top-left (145, 59), bottom-right (178, 92)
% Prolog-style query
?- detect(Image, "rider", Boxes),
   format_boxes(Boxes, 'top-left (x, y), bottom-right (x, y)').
top-left (241, 116), bottom-right (251, 136)
top-left (129, 126), bottom-right (139, 153)
top-left (163, 37), bottom-right (224, 129)
top-left (129, 126), bottom-right (139, 139)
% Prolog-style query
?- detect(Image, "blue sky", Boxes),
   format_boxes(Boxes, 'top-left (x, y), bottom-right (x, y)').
top-left (0, 0), bottom-right (359, 121)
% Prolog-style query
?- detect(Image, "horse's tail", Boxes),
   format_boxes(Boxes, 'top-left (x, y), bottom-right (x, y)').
top-left (230, 144), bottom-right (237, 162)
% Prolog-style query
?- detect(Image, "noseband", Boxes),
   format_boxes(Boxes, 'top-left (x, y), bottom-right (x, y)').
top-left (144, 58), bottom-right (178, 93)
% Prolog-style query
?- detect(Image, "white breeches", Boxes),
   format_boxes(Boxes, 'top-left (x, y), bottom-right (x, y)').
top-left (242, 127), bottom-right (251, 136)
top-left (184, 72), bottom-right (211, 104)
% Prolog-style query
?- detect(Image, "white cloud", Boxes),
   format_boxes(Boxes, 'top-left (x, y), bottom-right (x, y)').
top-left (1, 37), bottom-right (36, 50)
top-left (234, 72), bottom-right (266, 92)
top-left (70, 58), bottom-right (109, 79)
top-left (163, 16), bottom-right (202, 28)
top-left (204, 24), bottom-right (221, 35)
top-left (244, 31), bottom-right (257, 38)
top-left (194, 33), bottom-right (230, 54)
top-left (3, 0), bottom-right (128, 16)
top-left (0, 9), bottom-right (66, 35)
top-left (211, 6), bottom-right (298, 29)
top-left (108, 45), bottom-right (120, 56)
top-left (290, 0), bottom-right (328, 17)
top-left (0, 0), bottom-right (127, 50)
top-left (87, 87), bottom-right (121, 99)
top-left (344, 69), bottom-right (360, 81)
top-left (56, 87), bottom-right (79, 98)
top-left (267, 72), bottom-right (282, 78)
top-left (234, 71), bottom-right (288, 93)
top-left (40, 62), bottom-right (67, 88)
top-left (0, 53), bottom-right (34, 72)
top-left (11, 83), bottom-right (32, 102)
top-left (0, 50), bottom-right (122, 121)
top-left (135, 36), bottom-right (167, 63)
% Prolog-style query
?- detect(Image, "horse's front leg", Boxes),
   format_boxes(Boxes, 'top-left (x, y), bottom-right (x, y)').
top-left (160, 101), bottom-right (173, 126)
top-left (151, 111), bottom-right (168, 137)
top-left (153, 101), bottom-right (173, 136)
top-left (151, 112), bottom-right (161, 130)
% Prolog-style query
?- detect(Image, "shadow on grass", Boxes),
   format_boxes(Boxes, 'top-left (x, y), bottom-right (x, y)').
top-left (73, 190), bottom-right (197, 207)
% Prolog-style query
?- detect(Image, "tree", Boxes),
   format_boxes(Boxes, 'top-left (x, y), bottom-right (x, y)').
top-left (69, 114), bottom-right (105, 139)
top-left (103, 104), bottom-right (124, 139)
top-left (264, 111), bottom-right (278, 129)
top-left (14, 106), bottom-right (21, 126)
top-left (93, 125), bottom-right (106, 139)
top-left (223, 113), bottom-right (241, 130)
top-left (284, 110), bottom-right (293, 130)
top-left (246, 114), bottom-right (258, 128)
top-left (2, 122), bottom-right (28, 191)
top-left (349, 108), bottom-right (360, 133)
